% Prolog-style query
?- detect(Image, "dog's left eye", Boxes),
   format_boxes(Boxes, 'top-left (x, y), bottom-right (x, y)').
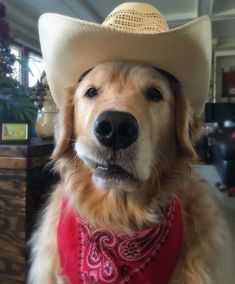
top-left (145, 87), bottom-right (163, 102)
top-left (84, 87), bottom-right (98, 98)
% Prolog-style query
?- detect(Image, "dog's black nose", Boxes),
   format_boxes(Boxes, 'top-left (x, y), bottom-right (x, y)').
top-left (94, 111), bottom-right (139, 150)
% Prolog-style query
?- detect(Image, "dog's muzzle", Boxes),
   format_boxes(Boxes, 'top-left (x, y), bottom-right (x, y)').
top-left (93, 111), bottom-right (139, 150)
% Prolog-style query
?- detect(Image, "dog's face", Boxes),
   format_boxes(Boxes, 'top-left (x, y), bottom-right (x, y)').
top-left (73, 62), bottom-right (177, 190)
top-left (52, 60), bottom-right (200, 229)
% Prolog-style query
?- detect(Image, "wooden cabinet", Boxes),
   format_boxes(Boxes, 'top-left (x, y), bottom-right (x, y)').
top-left (0, 138), bottom-right (57, 284)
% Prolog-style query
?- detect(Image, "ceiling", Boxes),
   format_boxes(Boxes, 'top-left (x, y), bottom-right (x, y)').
top-left (2, 0), bottom-right (235, 51)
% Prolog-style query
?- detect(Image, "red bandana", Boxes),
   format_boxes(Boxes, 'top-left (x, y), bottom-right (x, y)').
top-left (57, 196), bottom-right (183, 284)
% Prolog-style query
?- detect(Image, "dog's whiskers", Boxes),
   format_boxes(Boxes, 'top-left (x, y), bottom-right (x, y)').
top-left (151, 166), bottom-right (161, 191)
top-left (73, 153), bottom-right (82, 171)
top-left (66, 137), bottom-right (77, 143)
top-left (155, 148), bottom-right (170, 170)
top-left (119, 149), bottom-right (131, 169)
top-left (119, 149), bottom-right (137, 177)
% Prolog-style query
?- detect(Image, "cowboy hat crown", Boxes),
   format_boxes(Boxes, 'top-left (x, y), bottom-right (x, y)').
top-left (38, 2), bottom-right (211, 115)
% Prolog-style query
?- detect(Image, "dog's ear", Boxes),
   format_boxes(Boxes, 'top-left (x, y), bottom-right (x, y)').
top-left (51, 87), bottom-right (74, 160)
top-left (174, 84), bottom-right (202, 159)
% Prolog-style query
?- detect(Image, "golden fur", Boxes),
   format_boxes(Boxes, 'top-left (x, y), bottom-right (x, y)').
top-left (28, 61), bottom-right (234, 284)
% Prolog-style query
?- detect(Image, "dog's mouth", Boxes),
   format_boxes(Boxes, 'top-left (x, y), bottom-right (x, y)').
top-left (84, 156), bottom-right (137, 184)
top-left (95, 163), bottom-right (134, 180)
top-left (75, 142), bottom-right (144, 188)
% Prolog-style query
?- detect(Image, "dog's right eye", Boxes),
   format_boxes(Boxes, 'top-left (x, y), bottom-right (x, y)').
top-left (84, 87), bottom-right (98, 98)
top-left (145, 87), bottom-right (163, 102)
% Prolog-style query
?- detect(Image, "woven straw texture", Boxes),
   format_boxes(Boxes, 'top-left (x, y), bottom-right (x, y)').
top-left (103, 3), bottom-right (169, 33)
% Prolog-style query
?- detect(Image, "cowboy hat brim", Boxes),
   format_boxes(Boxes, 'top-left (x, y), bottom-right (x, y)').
top-left (38, 14), bottom-right (211, 116)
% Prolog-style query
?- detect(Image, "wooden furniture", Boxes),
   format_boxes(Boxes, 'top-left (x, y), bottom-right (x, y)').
top-left (0, 138), bottom-right (57, 284)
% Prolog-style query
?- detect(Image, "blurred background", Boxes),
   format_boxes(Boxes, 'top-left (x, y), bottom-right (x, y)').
top-left (0, 1), bottom-right (234, 284)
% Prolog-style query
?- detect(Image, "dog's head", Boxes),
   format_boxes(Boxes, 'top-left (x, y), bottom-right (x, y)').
top-left (52, 61), bottom-right (201, 192)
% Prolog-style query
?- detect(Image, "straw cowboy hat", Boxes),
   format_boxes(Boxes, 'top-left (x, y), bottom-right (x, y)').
top-left (38, 2), bottom-right (211, 116)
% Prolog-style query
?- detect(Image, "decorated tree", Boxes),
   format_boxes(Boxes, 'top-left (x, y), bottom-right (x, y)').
top-left (0, 3), bottom-right (18, 88)
top-left (0, 3), bottom-right (36, 121)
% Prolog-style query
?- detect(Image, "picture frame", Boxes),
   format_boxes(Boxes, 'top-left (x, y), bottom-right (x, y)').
top-left (0, 122), bottom-right (30, 144)
top-left (222, 70), bottom-right (235, 97)
top-left (213, 50), bottom-right (235, 102)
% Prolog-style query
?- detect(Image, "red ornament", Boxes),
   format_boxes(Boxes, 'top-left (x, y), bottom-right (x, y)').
top-left (0, 3), bottom-right (6, 18)
top-left (0, 19), bottom-right (9, 35)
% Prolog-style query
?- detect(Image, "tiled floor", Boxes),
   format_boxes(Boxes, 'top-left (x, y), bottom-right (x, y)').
top-left (194, 164), bottom-right (235, 225)
top-left (195, 164), bottom-right (235, 282)
top-left (194, 164), bottom-right (235, 209)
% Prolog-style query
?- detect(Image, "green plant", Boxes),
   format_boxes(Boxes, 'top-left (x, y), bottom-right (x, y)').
top-left (0, 86), bottom-right (37, 121)
top-left (0, 3), bottom-right (36, 121)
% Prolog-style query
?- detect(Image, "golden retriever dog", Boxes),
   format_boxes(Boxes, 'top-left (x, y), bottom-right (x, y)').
top-left (28, 61), bottom-right (233, 284)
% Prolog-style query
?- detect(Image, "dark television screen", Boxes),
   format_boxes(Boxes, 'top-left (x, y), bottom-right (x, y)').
top-left (205, 103), bottom-right (235, 123)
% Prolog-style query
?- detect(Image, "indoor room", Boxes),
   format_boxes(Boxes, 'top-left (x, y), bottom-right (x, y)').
top-left (0, 1), bottom-right (234, 283)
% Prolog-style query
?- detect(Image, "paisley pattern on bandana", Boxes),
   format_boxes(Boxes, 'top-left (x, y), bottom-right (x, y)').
top-left (57, 196), bottom-right (182, 284)
top-left (78, 200), bottom-right (175, 283)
